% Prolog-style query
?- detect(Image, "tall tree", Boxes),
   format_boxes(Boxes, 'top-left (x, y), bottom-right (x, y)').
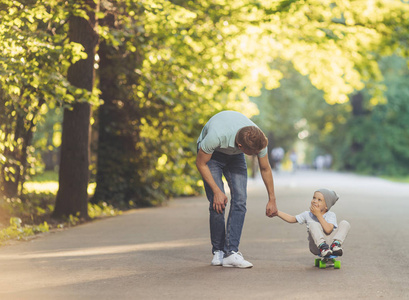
top-left (92, 0), bottom-right (256, 207)
top-left (0, 1), bottom-right (75, 198)
top-left (53, 1), bottom-right (99, 219)
top-left (92, 2), bottom-right (148, 208)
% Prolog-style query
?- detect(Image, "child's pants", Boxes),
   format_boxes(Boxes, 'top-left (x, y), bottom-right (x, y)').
top-left (308, 220), bottom-right (351, 255)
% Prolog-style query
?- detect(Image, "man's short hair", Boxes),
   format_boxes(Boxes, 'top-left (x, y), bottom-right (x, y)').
top-left (236, 126), bottom-right (268, 153)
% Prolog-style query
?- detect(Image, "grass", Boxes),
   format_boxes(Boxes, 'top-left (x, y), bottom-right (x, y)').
top-left (23, 171), bottom-right (96, 194)
top-left (0, 171), bottom-right (119, 245)
top-left (381, 175), bottom-right (409, 184)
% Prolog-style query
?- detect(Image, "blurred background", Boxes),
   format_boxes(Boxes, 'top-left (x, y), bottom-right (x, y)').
top-left (1, 0), bottom-right (408, 237)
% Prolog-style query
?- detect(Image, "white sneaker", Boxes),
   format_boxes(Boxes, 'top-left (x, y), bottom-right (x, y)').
top-left (211, 250), bottom-right (224, 266)
top-left (222, 251), bottom-right (253, 268)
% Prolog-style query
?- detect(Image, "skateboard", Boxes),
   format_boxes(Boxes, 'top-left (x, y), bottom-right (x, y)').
top-left (315, 255), bottom-right (341, 269)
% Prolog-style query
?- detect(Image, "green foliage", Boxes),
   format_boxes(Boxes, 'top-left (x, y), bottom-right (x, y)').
top-left (1, 0), bottom-right (409, 211)
top-left (261, 0), bottom-right (409, 104)
top-left (0, 217), bottom-right (49, 245)
top-left (0, 173), bottom-right (120, 244)
top-left (31, 106), bottom-right (63, 172)
top-left (0, 0), bottom-right (100, 198)
top-left (337, 56), bottom-right (409, 175)
top-left (251, 60), bottom-right (326, 150)
top-left (252, 54), bottom-right (409, 178)
top-left (93, 0), bottom-right (269, 207)
top-left (0, 190), bottom-right (55, 231)
top-left (88, 202), bottom-right (120, 219)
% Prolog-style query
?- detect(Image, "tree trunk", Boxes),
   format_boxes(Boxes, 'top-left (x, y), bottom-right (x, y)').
top-left (92, 28), bottom-right (140, 207)
top-left (53, 4), bottom-right (98, 219)
top-left (92, 8), bottom-right (147, 208)
top-left (351, 92), bottom-right (367, 116)
top-left (343, 91), bottom-right (367, 171)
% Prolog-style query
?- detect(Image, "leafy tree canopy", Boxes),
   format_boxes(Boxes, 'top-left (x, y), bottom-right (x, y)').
top-left (1, 0), bottom-right (409, 200)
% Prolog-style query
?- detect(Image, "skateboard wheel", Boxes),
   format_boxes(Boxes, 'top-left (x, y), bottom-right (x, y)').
top-left (334, 261), bottom-right (341, 269)
top-left (319, 260), bottom-right (326, 269)
top-left (315, 258), bottom-right (320, 267)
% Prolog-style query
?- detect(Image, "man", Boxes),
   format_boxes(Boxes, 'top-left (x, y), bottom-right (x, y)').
top-left (196, 111), bottom-right (278, 268)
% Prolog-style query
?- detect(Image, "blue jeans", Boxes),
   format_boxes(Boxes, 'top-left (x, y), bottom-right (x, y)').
top-left (203, 151), bottom-right (248, 255)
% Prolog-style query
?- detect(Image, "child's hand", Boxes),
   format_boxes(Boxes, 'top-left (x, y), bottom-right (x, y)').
top-left (310, 205), bottom-right (322, 217)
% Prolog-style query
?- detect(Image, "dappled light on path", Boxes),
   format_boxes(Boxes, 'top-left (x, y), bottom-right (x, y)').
top-left (0, 238), bottom-right (208, 260)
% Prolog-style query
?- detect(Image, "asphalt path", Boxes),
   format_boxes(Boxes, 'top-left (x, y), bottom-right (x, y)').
top-left (0, 170), bottom-right (408, 299)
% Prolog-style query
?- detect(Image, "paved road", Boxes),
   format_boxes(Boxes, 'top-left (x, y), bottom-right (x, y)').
top-left (0, 170), bottom-right (408, 299)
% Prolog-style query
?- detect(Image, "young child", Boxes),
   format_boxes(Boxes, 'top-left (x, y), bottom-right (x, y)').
top-left (277, 188), bottom-right (351, 257)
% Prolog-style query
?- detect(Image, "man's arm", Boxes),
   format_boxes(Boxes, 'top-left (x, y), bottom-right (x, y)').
top-left (258, 154), bottom-right (278, 217)
top-left (196, 148), bottom-right (227, 214)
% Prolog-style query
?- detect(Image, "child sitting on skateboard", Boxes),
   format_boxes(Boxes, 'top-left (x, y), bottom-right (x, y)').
top-left (277, 188), bottom-right (350, 257)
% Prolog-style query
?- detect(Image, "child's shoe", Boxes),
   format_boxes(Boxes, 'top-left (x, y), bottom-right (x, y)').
top-left (330, 240), bottom-right (343, 256)
top-left (319, 243), bottom-right (332, 257)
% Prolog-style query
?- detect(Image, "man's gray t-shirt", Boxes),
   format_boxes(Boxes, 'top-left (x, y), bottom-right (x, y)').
top-left (197, 111), bottom-right (267, 157)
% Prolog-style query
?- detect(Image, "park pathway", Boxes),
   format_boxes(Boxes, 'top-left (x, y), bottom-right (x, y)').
top-left (0, 170), bottom-right (408, 299)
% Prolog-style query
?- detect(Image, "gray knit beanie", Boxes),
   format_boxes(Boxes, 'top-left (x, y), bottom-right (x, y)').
top-left (316, 188), bottom-right (339, 211)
